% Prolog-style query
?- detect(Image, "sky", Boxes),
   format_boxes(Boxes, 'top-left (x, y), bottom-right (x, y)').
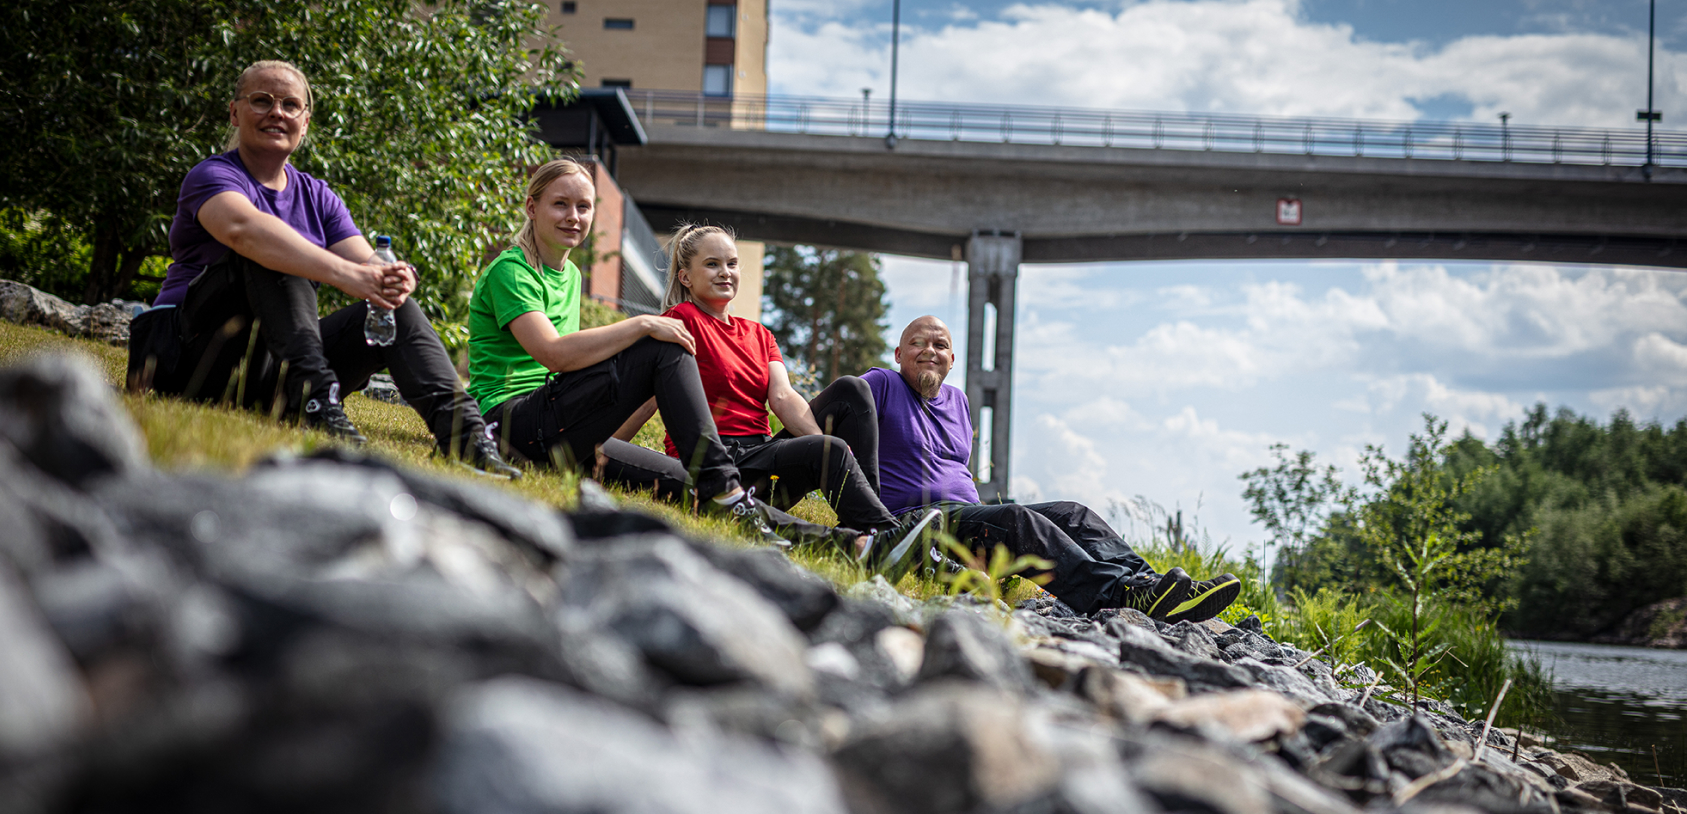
top-left (761, 0), bottom-right (1687, 554)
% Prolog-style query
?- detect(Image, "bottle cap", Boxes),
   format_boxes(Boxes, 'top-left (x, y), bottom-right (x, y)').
top-left (374, 235), bottom-right (392, 248)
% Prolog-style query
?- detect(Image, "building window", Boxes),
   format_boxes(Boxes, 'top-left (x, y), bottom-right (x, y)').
top-left (560, 1), bottom-right (575, 13)
top-left (602, 78), bottom-right (632, 88)
top-left (604, 17), bottom-right (633, 29)
top-left (705, 5), bottom-right (735, 38)
top-left (703, 64), bottom-right (733, 96)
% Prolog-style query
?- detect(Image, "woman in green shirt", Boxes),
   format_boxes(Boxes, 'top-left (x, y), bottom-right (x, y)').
top-left (467, 158), bottom-right (766, 516)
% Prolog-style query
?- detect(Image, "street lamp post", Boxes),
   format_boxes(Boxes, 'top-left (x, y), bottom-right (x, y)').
top-left (886, 0), bottom-right (901, 149)
top-left (1637, 0), bottom-right (1662, 180)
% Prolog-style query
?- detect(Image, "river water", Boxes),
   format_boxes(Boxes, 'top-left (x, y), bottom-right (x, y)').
top-left (1508, 640), bottom-right (1687, 789)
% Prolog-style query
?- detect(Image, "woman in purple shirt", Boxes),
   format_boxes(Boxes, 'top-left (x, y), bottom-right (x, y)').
top-left (132, 60), bottom-right (515, 476)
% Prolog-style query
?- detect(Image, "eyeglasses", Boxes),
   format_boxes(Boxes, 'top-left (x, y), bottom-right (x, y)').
top-left (238, 91), bottom-right (309, 118)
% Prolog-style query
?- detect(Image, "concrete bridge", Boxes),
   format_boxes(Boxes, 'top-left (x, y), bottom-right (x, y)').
top-left (601, 91), bottom-right (1687, 501)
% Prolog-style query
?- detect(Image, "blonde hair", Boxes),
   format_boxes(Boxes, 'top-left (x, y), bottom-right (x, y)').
top-left (661, 223), bottom-right (736, 310)
top-left (514, 158), bottom-right (595, 270)
top-left (223, 60), bottom-right (314, 152)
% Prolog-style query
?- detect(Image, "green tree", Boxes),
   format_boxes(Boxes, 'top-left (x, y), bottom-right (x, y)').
top-left (1240, 443), bottom-right (1352, 590)
top-left (0, 0), bottom-right (575, 308)
top-left (761, 245), bottom-right (890, 384)
top-left (1354, 415), bottom-right (1526, 706)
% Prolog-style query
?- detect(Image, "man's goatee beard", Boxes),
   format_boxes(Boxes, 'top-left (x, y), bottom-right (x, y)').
top-left (917, 370), bottom-right (943, 399)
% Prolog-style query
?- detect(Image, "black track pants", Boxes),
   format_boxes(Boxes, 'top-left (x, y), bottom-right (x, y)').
top-left (492, 337), bottom-right (740, 500)
top-left (918, 500), bottom-right (1154, 615)
top-left (165, 254), bottom-right (484, 451)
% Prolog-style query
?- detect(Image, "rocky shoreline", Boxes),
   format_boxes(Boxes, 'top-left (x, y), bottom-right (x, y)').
top-left (2, 351), bottom-right (1682, 814)
top-left (1586, 598), bottom-right (1687, 650)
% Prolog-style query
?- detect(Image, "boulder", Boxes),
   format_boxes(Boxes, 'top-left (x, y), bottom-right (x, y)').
top-left (0, 353), bottom-right (148, 487)
top-left (1168, 619), bottom-right (1224, 661)
top-left (1109, 618), bottom-right (1256, 692)
top-left (689, 543), bottom-right (838, 632)
top-left (832, 683), bottom-right (1060, 814)
top-left (1153, 688), bottom-right (1308, 743)
top-left (435, 676), bottom-right (847, 814)
top-left (1232, 656), bottom-right (1341, 708)
top-left (261, 450), bottom-right (573, 563)
top-left (1075, 666), bottom-right (1185, 723)
top-left (1, 280), bottom-right (133, 345)
top-left (916, 609), bottom-right (1034, 692)
top-left (1371, 714), bottom-right (1460, 780)
top-left (557, 536), bottom-right (813, 696)
top-left (0, 559), bottom-right (91, 760)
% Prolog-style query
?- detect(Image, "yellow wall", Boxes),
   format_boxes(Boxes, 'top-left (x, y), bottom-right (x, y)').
top-left (732, 240), bottom-right (765, 322)
top-left (549, 0), bottom-right (707, 91)
top-left (734, 0), bottom-right (767, 98)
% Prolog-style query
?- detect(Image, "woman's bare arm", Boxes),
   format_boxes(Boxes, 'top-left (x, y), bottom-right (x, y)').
top-left (507, 311), bottom-right (697, 373)
top-left (767, 361), bottom-right (822, 436)
top-left (198, 191), bottom-right (403, 309)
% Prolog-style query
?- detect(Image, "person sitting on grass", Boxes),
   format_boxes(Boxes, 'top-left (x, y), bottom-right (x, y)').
top-left (131, 60), bottom-right (517, 477)
top-left (862, 315), bottom-right (1243, 620)
top-left (465, 157), bottom-right (803, 535)
top-left (610, 225), bottom-right (943, 581)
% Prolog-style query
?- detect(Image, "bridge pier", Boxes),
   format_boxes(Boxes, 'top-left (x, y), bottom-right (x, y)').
top-left (964, 232), bottom-right (1021, 503)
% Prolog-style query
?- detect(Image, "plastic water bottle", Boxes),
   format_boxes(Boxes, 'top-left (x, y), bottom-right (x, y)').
top-left (364, 235), bottom-right (399, 347)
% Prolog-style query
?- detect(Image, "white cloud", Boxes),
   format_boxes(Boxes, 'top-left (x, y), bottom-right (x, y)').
top-left (1351, 373), bottom-right (1527, 438)
top-left (1588, 385), bottom-right (1687, 419)
top-left (1634, 332), bottom-right (1687, 383)
top-left (772, 0), bottom-right (1683, 127)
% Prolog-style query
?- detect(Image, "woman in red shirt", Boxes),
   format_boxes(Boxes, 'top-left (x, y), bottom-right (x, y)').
top-left (611, 225), bottom-right (938, 577)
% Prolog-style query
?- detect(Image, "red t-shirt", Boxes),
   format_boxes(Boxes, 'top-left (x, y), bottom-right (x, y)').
top-left (661, 301), bottom-right (782, 458)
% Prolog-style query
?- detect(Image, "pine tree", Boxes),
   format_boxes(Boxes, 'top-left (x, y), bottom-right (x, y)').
top-left (761, 245), bottom-right (890, 384)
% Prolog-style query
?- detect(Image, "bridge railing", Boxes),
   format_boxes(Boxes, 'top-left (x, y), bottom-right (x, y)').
top-left (623, 90), bottom-right (1686, 169)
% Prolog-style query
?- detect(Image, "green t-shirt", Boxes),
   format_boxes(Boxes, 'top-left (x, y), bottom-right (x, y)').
top-left (467, 246), bottom-right (581, 411)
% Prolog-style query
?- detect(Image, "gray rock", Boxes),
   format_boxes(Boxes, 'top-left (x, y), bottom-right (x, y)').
top-left (558, 536), bottom-right (813, 696)
top-left (1309, 701), bottom-right (1382, 738)
top-left (359, 373), bottom-right (407, 406)
top-left (663, 685), bottom-right (823, 745)
top-left (1411, 762), bottom-right (1560, 814)
top-left (0, 280), bottom-right (132, 345)
top-left (0, 559), bottom-right (90, 760)
top-left (917, 609), bottom-right (1034, 692)
top-left (258, 450), bottom-right (574, 563)
top-left (1096, 606), bottom-right (1157, 630)
top-left (1371, 714), bottom-right (1459, 780)
top-left (0, 353), bottom-right (148, 487)
top-left (808, 597), bottom-right (897, 646)
top-left (435, 676), bottom-right (847, 814)
top-left (1108, 619), bottom-right (1255, 693)
top-left (552, 609), bottom-right (666, 709)
top-left (1232, 656), bottom-right (1340, 708)
top-left (690, 544), bottom-right (838, 632)
top-left (1127, 735), bottom-right (1275, 814)
top-left (1168, 620), bottom-right (1223, 661)
top-left (832, 682), bottom-right (1060, 814)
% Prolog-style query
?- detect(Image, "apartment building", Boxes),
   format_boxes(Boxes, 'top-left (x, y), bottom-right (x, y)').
top-left (539, 0), bottom-right (770, 320)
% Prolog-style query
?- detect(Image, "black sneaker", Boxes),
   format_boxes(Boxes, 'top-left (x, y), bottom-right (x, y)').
top-left (1162, 572), bottom-right (1242, 624)
top-left (1115, 567), bottom-right (1193, 620)
top-left (460, 434), bottom-right (522, 479)
top-left (303, 401), bottom-right (368, 445)
top-left (860, 508), bottom-right (945, 585)
top-left (711, 487), bottom-right (793, 549)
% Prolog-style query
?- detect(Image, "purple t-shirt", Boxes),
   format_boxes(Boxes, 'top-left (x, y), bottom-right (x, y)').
top-left (862, 367), bottom-right (981, 514)
top-left (154, 151), bottom-right (361, 306)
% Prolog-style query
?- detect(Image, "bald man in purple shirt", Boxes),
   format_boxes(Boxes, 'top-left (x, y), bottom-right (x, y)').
top-left (863, 316), bottom-right (1242, 620)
